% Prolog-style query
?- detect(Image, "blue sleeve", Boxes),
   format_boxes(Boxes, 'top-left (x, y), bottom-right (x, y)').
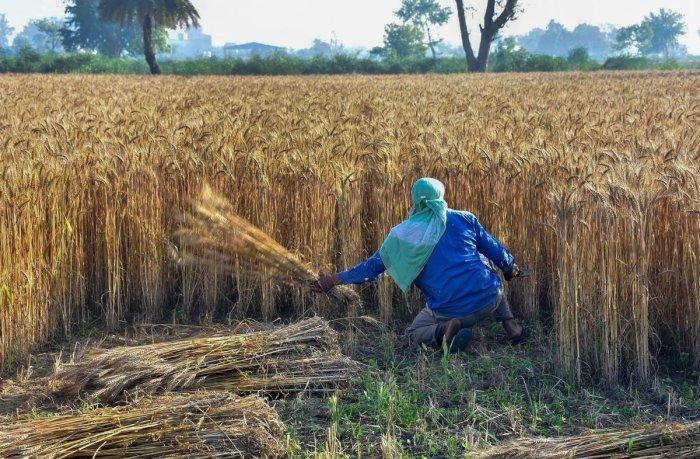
top-left (472, 216), bottom-right (515, 274)
top-left (338, 251), bottom-right (386, 285)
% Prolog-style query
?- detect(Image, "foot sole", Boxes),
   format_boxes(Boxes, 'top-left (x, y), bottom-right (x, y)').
top-left (509, 326), bottom-right (529, 345)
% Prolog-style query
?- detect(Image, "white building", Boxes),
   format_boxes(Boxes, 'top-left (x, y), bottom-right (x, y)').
top-left (167, 27), bottom-right (214, 59)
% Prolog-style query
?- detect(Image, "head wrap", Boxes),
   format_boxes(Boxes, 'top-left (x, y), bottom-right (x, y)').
top-left (378, 178), bottom-right (448, 292)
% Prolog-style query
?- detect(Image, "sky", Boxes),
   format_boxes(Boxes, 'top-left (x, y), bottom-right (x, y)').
top-left (1, 0), bottom-right (699, 53)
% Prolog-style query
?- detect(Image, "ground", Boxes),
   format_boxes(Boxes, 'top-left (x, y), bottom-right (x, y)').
top-left (280, 320), bottom-right (699, 457)
top-left (1, 319), bottom-right (698, 458)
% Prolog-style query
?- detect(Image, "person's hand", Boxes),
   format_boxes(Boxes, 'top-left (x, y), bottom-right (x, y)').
top-left (504, 264), bottom-right (521, 281)
top-left (311, 273), bottom-right (341, 293)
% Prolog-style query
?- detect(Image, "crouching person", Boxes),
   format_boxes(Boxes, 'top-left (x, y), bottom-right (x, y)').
top-left (313, 177), bottom-right (527, 353)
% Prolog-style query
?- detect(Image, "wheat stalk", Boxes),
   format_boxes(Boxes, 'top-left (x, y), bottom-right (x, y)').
top-left (0, 392), bottom-right (285, 458)
top-left (479, 420), bottom-right (700, 458)
top-left (48, 317), bottom-right (356, 403)
top-left (1, 73), bottom-right (698, 385)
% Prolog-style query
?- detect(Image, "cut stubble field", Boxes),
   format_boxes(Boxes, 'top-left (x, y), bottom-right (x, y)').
top-left (0, 319), bottom-right (697, 457)
top-left (0, 71), bottom-right (699, 455)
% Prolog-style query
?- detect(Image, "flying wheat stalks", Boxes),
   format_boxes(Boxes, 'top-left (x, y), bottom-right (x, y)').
top-left (174, 183), bottom-right (362, 311)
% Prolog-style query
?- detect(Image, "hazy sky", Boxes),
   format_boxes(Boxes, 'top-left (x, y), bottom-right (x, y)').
top-left (1, 0), bottom-right (699, 53)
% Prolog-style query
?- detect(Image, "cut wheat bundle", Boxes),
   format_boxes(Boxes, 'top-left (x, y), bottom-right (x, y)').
top-left (173, 183), bottom-right (362, 311)
top-left (480, 419), bottom-right (700, 458)
top-left (49, 317), bottom-right (356, 403)
top-left (0, 391), bottom-right (284, 458)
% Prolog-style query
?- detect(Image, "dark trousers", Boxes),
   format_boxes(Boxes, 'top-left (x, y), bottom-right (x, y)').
top-left (404, 290), bottom-right (514, 346)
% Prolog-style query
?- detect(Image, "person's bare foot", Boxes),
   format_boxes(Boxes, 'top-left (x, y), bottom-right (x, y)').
top-left (439, 318), bottom-right (462, 347)
top-left (502, 319), bottom-right (523, 339)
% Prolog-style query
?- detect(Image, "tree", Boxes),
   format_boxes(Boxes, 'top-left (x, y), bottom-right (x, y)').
top-left (489, 36), bottom-right (527, 71)
top-left (309, 38), bottom-right (333, 57)
top-left (615, 23), bottom-right (653, 56)
top-left (643, 9), bottom-right (685, 59)
top-left (296, 38), bottom-right (335, 59)
top-left (570, 24), bottom-right (615, 61)
top-left (516, 25), bottom-right (544, 51)
top-left (0, 14), bottom-right (14, 50)
top-left (517, 22), bottom-right (615, 62)
top-left (125, 26), bottom-right (170, 56)
top-left (13, 18), bottom-right (65, 54)
top-left (63, 0), bottom-right (139, 57)
top-left (35, 18), bottom-right (65, 53)
top-left (454, 0), bottom-right (521, 72)
top-left (615, 9), bottom-right (685, 59)
top-left (372, 23), bottom-right (426, 60)
top-left (432, 41), bottom-right (462, 57)
top-left (98, 0), bottom-right (200, 75)
top-left (537, 20), bottom-right (569, 56)
top-left (396, 0), bottom-right (452, 60)
top-left (567, 46), bottom-right (596, 70)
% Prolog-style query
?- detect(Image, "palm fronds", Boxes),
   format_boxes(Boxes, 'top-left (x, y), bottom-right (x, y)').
top-left (49, 317), bottom-right (356, 403)
top-left (480, 420), bottom-right (700, 458)
top-left (99, 0), bottom-right (200, 28)
top-left (0, 392), bottom-right (284, 458)
top-left (174, 183), bottom-right (362, 311)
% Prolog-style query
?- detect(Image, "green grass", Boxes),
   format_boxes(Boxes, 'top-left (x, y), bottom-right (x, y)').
top-left (278, 322), bottom-right (699, 457)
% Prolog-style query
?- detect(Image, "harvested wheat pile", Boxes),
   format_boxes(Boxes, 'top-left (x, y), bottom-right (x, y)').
top-left (49, 316), bottom-right (356, 403)
top-left (0, 391), bottom-right (284, 458)
top-left (480, 420), bottom-right (700, 458)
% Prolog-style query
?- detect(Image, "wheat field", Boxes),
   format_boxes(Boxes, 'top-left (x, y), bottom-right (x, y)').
top-left (0, 72), bottom-right (698, 385)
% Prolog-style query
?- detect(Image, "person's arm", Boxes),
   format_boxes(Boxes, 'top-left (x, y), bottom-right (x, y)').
top-left (314, 251), bottom-right (386, 292)
top-left (472, 215), bottom-right (518, 277)
top-left (338, 251), bottom-right (386, 285)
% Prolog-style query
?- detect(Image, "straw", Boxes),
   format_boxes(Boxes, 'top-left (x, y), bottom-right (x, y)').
top-left (49, 317), bottom-right (356, 403)
top-left (479, 420), bottom-right (700, 458)
top-left (0, 391), bottom-right (284, 458)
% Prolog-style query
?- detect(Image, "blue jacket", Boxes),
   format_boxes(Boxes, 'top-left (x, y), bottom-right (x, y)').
top-left (338, 210), bottom-right (514, 318)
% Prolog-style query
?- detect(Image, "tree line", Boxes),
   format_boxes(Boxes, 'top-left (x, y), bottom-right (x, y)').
top-left (0, 0), bottom-right (196, 75)
top-left (374, 2), bottom-right (691, 66)
top-left (0, 0), bottom-right (696, 75)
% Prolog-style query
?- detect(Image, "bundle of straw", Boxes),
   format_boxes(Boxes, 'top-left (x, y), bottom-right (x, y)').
top-left (0, 392), bottom-right (284, 458)
top-left (480, 420), bottom-right (700, 458)
top-left (50, 317), bottom-right (356, 403)
top-left (174, 183), bottom-right (362, 311)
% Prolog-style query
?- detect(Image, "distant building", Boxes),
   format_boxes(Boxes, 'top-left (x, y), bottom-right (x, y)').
top-left (163, 28), bottom-right (287, 61)
top-left (223, 42), bottom-right (286, 59)
top-left (167, 27), bottom-right (214, 59)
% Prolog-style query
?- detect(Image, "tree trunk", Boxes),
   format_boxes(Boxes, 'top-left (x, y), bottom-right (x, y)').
top-left (454, 0), bottom-right (518, 73)
top-left (425, 24), bottom-right (437, 60)
top-left (475, 30), bottom-right (494, 72)
top-left (142, 14), bottom-right (161, 75)
top-left (455, 0), bottom-right (479, 71)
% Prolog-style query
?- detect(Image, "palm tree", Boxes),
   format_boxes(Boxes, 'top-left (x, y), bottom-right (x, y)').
top-left (99, 0), bottom-right (200, 75)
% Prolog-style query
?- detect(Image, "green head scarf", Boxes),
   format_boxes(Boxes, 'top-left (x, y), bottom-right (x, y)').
top-left (378, 177), bottom-right (448, 292)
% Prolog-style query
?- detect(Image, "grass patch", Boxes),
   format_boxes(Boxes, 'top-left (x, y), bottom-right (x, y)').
top-left (279, 322), bottom-right (699, 457)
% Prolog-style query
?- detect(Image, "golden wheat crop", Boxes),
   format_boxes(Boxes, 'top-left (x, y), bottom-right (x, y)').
top-left (0, 72), bottom-right (698, 385)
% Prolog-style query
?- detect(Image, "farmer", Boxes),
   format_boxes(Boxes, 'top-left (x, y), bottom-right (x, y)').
top-left (313, 177), bottom-right (527, 352)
